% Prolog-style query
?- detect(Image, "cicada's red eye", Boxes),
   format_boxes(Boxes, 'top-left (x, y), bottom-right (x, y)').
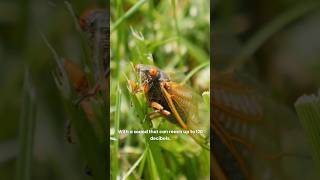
top-left (149, 67), bottom-right (157, 77)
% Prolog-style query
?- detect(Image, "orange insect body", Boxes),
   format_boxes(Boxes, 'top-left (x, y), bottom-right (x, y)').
top-left (135, 64), bottom-right (198, 129)
top-left (134, 64), bottom-right (209, 150)
top-left (63, 59), bottom-right (88, 94)
top-left (63, 59), bottom-right (94, 120)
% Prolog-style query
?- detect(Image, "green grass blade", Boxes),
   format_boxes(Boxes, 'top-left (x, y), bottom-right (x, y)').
top-left (64, 1), bottom-right (94, 83)
top-left (65, 101), bottom-right (107, 180)
top-left (111, 0), bottom-right (147, 32)
top-left (16, 70), bottom-right (37, 180)
top-left (229, 2), bottom-right (320, 71)
top-left (295, 92), bottom-right (320, 178)
top-left (137, 148), bottom-right (147, 177)
top-left (171, 0), bottom-right (182, 67)
top-left (180, 61), bottom-right (210, 85)
top-left (202, 91), bottom-right (210, 112)
top-left (147, 36), bottom-right (178, 52)
top-left (180, 37), bottom-right (209, 63)
top-left (112, 86), bottom-right (122, 180)
top-left (122, 149), bottom-right (147, 180)
top-left (147, 147), bottom-right (159, 180)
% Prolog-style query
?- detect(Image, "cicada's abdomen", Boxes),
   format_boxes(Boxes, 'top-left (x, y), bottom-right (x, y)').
top-left (79, 8), bottom-right (109, 78)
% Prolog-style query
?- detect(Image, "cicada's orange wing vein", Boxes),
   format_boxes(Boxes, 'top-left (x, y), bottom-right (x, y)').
top-left (160, 81), bottom-right (210, 150)
top-left (212, 156), bottom-right (228, 180)
top-left (164, 82), bottom-right (202, 129)
top-left (160, 83), bottom-right (188, 129)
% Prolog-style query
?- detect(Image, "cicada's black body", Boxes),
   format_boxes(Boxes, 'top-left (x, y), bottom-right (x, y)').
top-left (135, 64), bottom-right (188, 126)
top-left (135, 64), bottom-right (209, 150)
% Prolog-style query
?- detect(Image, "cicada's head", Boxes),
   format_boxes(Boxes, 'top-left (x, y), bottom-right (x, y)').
top-left (135, 64), bottom-right (170, 85)
top-left (79, 8), bottom-right (108, 31)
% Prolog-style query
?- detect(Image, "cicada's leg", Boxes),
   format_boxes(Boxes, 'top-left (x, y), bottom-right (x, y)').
top-left (148, 101), bottom-right (171, 119)
top-left (74, 83), bottom-right (101, 105)
top-left (150, 101), bottom-right (171, 116)
top-left (149, 110), bottom-right (171, 120)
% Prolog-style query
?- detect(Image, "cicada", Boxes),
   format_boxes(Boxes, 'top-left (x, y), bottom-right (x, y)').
top-left (79, 8), bottom-right (109, 78)
top-left (133, 64), bottom-right (210, 149)
top-left (213, 71), bottom-right (284, 180)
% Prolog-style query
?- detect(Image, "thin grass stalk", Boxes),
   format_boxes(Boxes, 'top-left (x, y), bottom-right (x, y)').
top-left (122, 149), bottom-right (147, 180)
top-left (228, 2), bottom-right (320, 71)
top-left (112, 86), bottom-right (121, 180)
top-left (111, 0), bottom-right (147, 32)
top-left (16, 70), bottom-right (36, 180)
top-left (295, 92), bottom-right (320, 178)
top-left (170, 0), bottom-right (182, 68)
top-left (180, 37), bottom-right (209, 63)
top-left (65, 101), bottom-right (107, 180)
top-left (64, 1), bottom-right (94, 84)
top-left (181, 61), bottom-right (210, 85)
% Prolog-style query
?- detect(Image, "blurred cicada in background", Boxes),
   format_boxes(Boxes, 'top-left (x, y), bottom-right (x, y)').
top-left (79, 8), bottom-right (109, 79)
top-left (132, 64), bottom-right (210, 150)
top-left (212, 71), bottom-right (286, 180)
top-left (78, 8), bottom-right (110, 104)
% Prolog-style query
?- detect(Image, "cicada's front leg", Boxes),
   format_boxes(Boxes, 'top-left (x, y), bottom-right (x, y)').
top-left (74, 83), bottom-right (101, 105)
top-left (150, 101), bottom-right (171, 116)
top-left (147, 101), bottom-right (172, 120)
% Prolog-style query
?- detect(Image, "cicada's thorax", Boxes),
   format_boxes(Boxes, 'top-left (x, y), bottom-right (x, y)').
top-left (144, 74), bottom-right (187, 126)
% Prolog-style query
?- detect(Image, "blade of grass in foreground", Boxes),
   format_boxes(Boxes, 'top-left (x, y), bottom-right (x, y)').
top-left (295, 92), bottom-right (320, 178)
top-left (112, 86), bottom-right (121, 180)
top-left (147, 147), bottom-right (159, 180)
top-left (64, 1), bottom-right (94, 83)
top-left (65, 100), bottom-right (107, 180)
top-left (122, 149), bottom-right (147, 180)
top-left (16, 69), bottom-right (37, 180)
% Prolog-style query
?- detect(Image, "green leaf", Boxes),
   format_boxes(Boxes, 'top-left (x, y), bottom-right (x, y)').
top-left (111, 0), bottom-right (147, 32)
top-left (229, 2), bottom-right (320, 71)
top-left (16, 69), bottom-right (37, 180)
top-left (295, 91), bottom-right (320, 178)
